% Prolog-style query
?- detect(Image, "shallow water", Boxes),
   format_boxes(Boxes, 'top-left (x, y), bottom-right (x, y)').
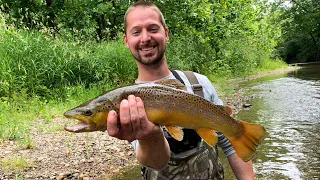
top-left (233, 63), bottom-right (320, 180)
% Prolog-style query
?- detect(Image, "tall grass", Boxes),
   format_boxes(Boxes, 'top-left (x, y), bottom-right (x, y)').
top-left (0, 27), bottom-right (137, 99)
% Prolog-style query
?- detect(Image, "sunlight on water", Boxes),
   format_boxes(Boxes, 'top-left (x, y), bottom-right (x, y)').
top-left (235, 63), bottom-right (320, 180)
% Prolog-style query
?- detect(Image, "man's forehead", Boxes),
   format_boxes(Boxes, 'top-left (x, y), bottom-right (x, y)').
top-left (126, 6), bottom-right (161, 25)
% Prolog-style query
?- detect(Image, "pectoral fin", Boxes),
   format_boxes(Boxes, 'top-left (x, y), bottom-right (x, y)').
top-left (196, 128), bottom-right (218, 146)
top-left (164, 126), bottom-right (184, 141)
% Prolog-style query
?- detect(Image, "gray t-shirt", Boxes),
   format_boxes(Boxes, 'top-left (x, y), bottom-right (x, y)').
top-left (131, 71), bottom-right (236, 158)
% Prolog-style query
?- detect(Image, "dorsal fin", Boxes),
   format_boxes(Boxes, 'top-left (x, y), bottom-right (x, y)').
top-left (154, 79), bottom-right (187, 91)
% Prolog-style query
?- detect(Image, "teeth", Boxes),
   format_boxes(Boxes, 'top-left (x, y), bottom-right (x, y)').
top-left (141, 47), bottom-right (154, 51)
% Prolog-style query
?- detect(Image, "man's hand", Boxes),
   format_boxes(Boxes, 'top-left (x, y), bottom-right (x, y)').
top-left (106, 94), bottom-right (161, 142)
top-left (106, 95), bottom-right (170, 169)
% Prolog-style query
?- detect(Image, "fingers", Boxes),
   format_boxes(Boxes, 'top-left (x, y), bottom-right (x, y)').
top-left (135, 96), bottom-right (161, 140)
top-left (106, 94), bottom-right (155, 142)
top-left (106, 110), bottom-right (120, 137)
top-left (128, 95), bottom-right (142, 137)
top-left (119, 99), bottom-right (132, 134)
top-left (136, 96), bottom-right (146, 118)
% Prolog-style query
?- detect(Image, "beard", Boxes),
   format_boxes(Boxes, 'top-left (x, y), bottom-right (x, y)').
top-left (132, 41), bottom-right (166, 67)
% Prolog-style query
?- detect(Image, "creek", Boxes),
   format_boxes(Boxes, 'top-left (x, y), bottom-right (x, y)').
top-left (226, 63), bottom-right (320, 180)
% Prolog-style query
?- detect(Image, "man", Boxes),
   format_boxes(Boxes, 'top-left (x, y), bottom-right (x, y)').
top-left (106, 1), bottom-right (254, 179)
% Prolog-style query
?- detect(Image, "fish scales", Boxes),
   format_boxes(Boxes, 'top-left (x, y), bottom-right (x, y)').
top-left (64, 79), bottom-right (268, 162)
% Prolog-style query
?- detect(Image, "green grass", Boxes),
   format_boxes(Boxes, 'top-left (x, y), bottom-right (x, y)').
top-left (0, 156), bottom-right (34, 172)
top-left (256, 58), bottom-right (288, 71)
top-left (0, 16), bottom-right (137, 100)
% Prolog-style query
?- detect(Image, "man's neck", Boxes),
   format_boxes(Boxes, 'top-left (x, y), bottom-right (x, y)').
top-left (136, 61), bottom-right (171, 82)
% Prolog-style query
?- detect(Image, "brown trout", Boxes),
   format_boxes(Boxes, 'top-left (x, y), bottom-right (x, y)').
top-left (64, 79), bottom-right (268, 162)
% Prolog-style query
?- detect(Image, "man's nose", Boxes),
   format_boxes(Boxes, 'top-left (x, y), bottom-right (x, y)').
top-left (140, 30), bottom-right (151, 42)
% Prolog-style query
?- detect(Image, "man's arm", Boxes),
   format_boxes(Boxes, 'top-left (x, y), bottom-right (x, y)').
top-left (136, 127), bottom-right (170, 169)
top-left (107, 95), bottom-right (170, 169)
top-left (228, 153), bottom-right (254, 180)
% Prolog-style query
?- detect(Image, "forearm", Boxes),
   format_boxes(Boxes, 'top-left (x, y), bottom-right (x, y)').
top-left (228, 153), bottom-right (254, 180)
top-left (136, 128), bottom-right (170, 169)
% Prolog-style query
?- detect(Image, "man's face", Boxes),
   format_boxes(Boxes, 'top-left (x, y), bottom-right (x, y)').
top-left (124, 7), bottom-right (169, 67)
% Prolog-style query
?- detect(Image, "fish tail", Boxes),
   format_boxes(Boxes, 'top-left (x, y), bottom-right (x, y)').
top-left (227, 120), bottom-right (268, 162)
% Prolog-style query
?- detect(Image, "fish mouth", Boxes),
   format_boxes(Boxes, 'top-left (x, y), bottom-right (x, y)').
top-left (64, 111), bottom-right (96, 132)
top-left (64, 121), bottom-right (92, 132)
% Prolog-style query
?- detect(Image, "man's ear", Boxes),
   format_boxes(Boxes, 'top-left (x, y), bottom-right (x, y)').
top-left (123, 33), bottom-right (129, 48)
top-left (165, 27), bottom-right (169, 42)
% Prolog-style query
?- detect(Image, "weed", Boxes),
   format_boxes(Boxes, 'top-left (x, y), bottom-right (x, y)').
top-left (0, 156), bottom-right (33, 172)
top-left (18, 133), bottom-right (34, 149)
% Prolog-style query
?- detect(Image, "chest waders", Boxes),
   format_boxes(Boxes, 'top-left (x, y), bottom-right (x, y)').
top-left (141, 70), bottom-right (224, 180)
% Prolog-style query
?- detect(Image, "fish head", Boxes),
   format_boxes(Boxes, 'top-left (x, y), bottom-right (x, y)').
top-left (64, 97), bottom-right (117, 132)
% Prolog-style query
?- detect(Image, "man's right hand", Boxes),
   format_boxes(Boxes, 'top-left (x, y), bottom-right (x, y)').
top-left (106, 94), bottom-right (161, 142)
top-left (106, 95), bottom-right (170, 169)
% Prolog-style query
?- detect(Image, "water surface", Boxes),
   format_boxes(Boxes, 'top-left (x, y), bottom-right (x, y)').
top-left (233, 63), bottom-right (320, 180)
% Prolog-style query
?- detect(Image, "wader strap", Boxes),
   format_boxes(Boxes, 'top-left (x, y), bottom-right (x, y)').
top-left (182, 71), bottom-right (204, 97)
top-left (169, 69), bottom-right (185, 85)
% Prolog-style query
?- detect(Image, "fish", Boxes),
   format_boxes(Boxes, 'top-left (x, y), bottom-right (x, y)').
top-left (64, 79), bottom-right (268, 162)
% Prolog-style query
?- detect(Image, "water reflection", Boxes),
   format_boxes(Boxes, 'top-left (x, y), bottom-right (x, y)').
top-left (234, 63), bottom-right (320, 180)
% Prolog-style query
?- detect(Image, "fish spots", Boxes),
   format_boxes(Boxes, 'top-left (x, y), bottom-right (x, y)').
top-left (101, 103), bottom-right (106, 110)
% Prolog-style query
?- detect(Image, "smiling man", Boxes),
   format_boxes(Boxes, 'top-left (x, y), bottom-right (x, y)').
top-left (124, 6), bottom-right (168, 68)
top-left (106, 1), bottom-right (254, 179)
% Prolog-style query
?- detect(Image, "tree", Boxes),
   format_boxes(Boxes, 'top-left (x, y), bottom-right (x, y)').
top-left (276, 0), bottom-right (320, 62)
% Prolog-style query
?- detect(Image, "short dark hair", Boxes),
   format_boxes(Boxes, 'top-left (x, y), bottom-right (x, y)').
top-left (124, 1), bottom-right (167, 34)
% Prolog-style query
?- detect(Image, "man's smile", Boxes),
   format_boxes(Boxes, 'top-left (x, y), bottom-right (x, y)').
top-left (139, 46), bottom-right (156, 51)
top-left (138, 44), bottom-right (157, 56)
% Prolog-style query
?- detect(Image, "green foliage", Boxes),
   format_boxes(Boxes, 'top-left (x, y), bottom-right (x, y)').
top-left (275, 0), bottom-right (320, 63)
top-left (166, 35), bottom-right (216, 72)
top-left (0, 20), bottom-right (136, 99)
top-left (0, 0), bottom-right (129, 41)
top-left (0, 90), bottom-right (33, 142)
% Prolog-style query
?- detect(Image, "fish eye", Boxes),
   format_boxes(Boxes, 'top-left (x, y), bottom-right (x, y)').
top-left (83, 109), bottom-right (93, 116)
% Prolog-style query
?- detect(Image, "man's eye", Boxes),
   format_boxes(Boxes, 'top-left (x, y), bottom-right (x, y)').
top-left (150, 28), bottom-right (159, 32)
top-left (131, 31), bottom-right (140, 35)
